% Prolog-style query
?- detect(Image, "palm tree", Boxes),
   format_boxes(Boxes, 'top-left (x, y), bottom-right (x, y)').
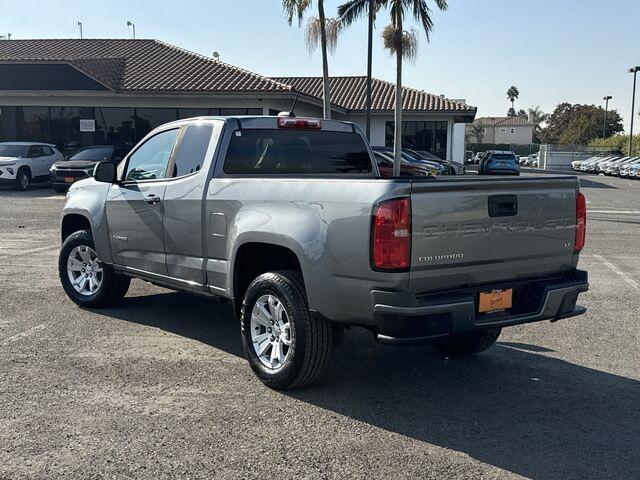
top-left (338, 0), bottom-right (386, 141)
top-left (527, 105), bottom-right (548, 143)
top-left (380, 0), bottom-right (448, 176)
top-left (283, 0), bottom-right (339, 119)
top-left (506, 85), bottom-right (519, 114)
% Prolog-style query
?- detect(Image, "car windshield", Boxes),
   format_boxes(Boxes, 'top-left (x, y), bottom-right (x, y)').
top-left (69, 147), bottom-right (113, 161)
top-left (0, 144), bottom-right (30, 157)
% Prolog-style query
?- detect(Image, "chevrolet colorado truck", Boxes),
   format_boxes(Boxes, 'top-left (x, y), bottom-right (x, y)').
top-left (58, 115), bottom-right (589, 389)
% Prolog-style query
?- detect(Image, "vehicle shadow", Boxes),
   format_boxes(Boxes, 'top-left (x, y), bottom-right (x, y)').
top-left (578, 177), bottom-right (618, 189)
top-left (100, 290), bottom-right (640, 480)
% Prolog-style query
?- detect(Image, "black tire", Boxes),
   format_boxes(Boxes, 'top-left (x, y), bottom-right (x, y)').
top-left (58, 230), bottom-right (130, 308)
top-left (240, 270), bottom-right (332, 389)
top-left (14, 167), bottom-right (31, 191)
top-left (434, 328), bottom-right (501, 357)
top-left (53, 184), bottom-right (68, 193)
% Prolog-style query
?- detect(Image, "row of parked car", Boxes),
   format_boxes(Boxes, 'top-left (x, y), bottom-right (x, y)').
top-left (571, 155), bottom-right (640, 178)
top-left (0, 140), bottom-right (469, 191)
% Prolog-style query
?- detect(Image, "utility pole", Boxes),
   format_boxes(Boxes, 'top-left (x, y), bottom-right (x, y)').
top-left (602, 95), bottom-right (612, 139)
top-left (127, 21), bottom-right (136, 39)
top-left (629, 67), bottom-right (639, 156)
top-left (77, 21), bottom-right (83, 39)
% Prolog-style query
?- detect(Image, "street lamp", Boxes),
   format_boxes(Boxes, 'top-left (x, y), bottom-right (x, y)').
top-left (0, 33), bottom-right (12, 40)
top-left (77, 21), bottom-right (83, 39)
top-left (602, 95), bottom-right (612, 139)
top-left (629, 67), bottom-right (640, 156)
top-left (127, 21), bottom-right (136, 39)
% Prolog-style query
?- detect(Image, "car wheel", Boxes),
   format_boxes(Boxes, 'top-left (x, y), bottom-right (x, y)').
top-left (58, 230), bottom-right (130, 308)
top-left (53, 184), bottom-right (68, 194)
top-left (434, 328), bottom-right (501, 357)
top-left (14, 167), bottom-right (31, 191)
top-left (240, 270), bottom-right (332, 389)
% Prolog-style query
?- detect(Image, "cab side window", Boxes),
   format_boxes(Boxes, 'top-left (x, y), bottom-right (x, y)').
top-left (171, 124), bottom-right (213, 177)
top-left (124, 129), bottom-right (179, 181)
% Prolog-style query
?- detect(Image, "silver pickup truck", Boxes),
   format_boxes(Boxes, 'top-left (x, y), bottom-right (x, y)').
top-left (58, 115), bottom-right (588, 389)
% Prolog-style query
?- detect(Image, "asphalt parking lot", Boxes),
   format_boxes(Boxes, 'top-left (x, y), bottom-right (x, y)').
top-left (1, 173), bottom-right (639, 480)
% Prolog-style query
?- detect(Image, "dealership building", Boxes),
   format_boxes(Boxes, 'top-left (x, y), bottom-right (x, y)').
top-left (0, 39), bottom-right (475, 159)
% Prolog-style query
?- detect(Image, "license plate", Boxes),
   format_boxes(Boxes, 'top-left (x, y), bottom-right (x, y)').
top-left (479, 289), bottom-right (513, 313)
top-left (64, 176), bottom-right (74, 183)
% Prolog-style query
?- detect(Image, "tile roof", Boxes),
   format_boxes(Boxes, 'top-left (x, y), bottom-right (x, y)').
top-left (0, 39), bottom-right (292, 93)
top-left (0, 39), bottom-right (476, 116)
top-left (475, 116), bottom-right (534, 127)
top-left (273, 76), bottom-right (476, 114)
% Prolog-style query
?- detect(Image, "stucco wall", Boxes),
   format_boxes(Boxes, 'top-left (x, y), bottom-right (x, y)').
top-left (494, 125), bottom-right (533, 145)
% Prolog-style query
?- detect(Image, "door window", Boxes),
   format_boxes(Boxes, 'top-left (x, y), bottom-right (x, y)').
top-left (124, 128), bottom-right (179, 181)
top-left (170, 124), bottom-right (213, 177)
top-left (42, 146), bottom-right (54, 155)
top-left (28, 145), bottom-right (45, 157)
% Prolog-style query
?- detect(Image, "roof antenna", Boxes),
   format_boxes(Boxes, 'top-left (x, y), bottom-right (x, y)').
top-left (278, 91), bottom-right (299, 118)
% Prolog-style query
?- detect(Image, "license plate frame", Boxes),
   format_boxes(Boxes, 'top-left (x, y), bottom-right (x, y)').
top-left (64, 176), bottom-right (74, 183)
top-left (478, 288), bottom-right (513, 313)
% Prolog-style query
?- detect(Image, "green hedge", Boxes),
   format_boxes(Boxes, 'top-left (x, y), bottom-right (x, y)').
top-left (589, 135), bottom-right (640, 157)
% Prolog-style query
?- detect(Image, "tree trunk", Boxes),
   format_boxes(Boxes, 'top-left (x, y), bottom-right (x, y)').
top-left (365, 0), bottom-right (374, 140)
top-left (392, 10), bottom-right (403, 177)
top-left (318, 0), bottom-right (332, 120)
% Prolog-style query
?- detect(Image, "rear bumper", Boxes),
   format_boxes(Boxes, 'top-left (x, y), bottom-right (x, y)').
top-left (371, 270), bottom-right (589, 344)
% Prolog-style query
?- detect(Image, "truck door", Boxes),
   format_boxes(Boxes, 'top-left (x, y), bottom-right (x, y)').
top-left (105, 127), bottom-right (179, 275)
top-left (162, 123), bottom-right (217, 284)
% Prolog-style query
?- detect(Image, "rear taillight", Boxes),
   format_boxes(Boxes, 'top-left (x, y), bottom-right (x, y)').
top-left (277, 117), bottom-right (322, 129)
top-left (575, 192), bottom-right (586, 253)
top-left (371, 198), bottom-right (411, 270)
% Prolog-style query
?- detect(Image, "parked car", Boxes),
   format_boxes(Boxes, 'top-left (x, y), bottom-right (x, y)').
top-left (0, 142), bottom-right (63, 190)
top-left (371, 146), bottom-right (446, 176)
top-left (617, 157), bottom-right (640, 177)
top-left (627, 163), bottom-right (640, 179)
top-left (50, 145), bottom-right (129, 193)
top-left (478, 151), bottom-right (520, 175)
top-left (472, 151), bottom-right (487, 165)
top-left (373, 151), bottom-right (434, 177)
top-left (609, 157), bottom-right (639, 176)
top-left (411, 149), bottom-right (466, 175)
top-left (581, 156), bottom-right (613, 173)
top-left (58, 115), bottom-right (589, 389)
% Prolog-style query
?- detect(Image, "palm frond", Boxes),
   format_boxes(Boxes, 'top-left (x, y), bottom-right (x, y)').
top-left (382, 24), bottom-right (418, 60)
top-left (305, 17), bottom-right (341, 54)
top-left (282, 0), bottom-right (312, 26)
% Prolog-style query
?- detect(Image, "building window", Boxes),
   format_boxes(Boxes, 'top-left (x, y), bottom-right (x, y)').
top-left (134, 108), bottom-right (179, 139)
top-left (94, 107), bottom-right (136, 148)
top-left (384, 121), bottom-right (448, 159)
top-left (481, 128), bottom-right (486, 135)
top-left (510, 127), bottom-right (515, 134)
top-left (499, 127), bottom-right (507, 133)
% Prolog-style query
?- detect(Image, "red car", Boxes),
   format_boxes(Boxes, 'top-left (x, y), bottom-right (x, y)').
top-left (373, 151), bottom-right (435, 177)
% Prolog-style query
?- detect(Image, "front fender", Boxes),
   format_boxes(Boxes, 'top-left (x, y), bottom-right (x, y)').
top-left (62, 179), bottom-right (113, 264)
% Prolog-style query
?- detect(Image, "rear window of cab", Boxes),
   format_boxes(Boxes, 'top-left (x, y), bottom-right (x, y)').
top-left (223, 129), bottom-right (372, 175)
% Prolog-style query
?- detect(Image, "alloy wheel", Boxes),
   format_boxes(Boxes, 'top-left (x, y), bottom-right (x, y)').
top-left (66, 245), bottom-right (103, 296)
top-left (250, 294), bottom-right (292, 370)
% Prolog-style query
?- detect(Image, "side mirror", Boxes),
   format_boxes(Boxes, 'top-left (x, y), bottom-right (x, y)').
top-left (93, 161), bottom-right (117, 183)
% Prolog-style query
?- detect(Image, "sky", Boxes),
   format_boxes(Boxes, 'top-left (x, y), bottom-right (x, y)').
top-left (1, 0), bottom-right (639, 131)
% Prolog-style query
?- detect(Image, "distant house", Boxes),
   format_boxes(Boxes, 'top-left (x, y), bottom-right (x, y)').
top-left (467, 116), bottom-right (534, 145)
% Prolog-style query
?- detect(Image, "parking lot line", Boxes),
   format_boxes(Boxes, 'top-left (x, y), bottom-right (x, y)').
top-left (592, 254), bottom-right (640, 292)
top-left (1, 324), bottom-right (47, 345)
top-left (588, 210), bottom-right (640, 215)
top-left (0, 244), bottom-right (58, 258)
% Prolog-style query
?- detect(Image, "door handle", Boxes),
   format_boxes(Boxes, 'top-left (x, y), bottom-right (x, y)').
top-left (145, 194), bottom-right (161, 205)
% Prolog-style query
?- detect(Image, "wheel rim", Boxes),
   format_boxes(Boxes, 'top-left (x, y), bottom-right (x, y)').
top-left (66, 245), bottom-right (103, 296)
top-left (20, 172), bottom-right (29, 189)
top-left (250, 294), bottom-right (292, 371)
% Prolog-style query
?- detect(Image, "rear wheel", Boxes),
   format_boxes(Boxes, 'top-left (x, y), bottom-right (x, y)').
top-left (58, 230), bottom-right (130, 308)
top-left (240, 271), bottom-right (332, 389)
top-left (14, 167), bottom-right (31, 191)
top-left (434, 328), bottom-right (501, 357)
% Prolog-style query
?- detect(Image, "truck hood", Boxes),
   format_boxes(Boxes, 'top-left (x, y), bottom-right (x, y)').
top-left (53, 160), bottom-right (99, 170)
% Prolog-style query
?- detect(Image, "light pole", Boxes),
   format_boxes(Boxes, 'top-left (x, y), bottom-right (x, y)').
top-left (127, 21), bottom-right (136, 39)
top-left (0, 33), bottom-right (11, 40)
top-left (77, 21), bottom-right (83, 39)
top-left (602, 95), bottom-right (612, 139)
top-left (629, 67), bottom-right (640, 156)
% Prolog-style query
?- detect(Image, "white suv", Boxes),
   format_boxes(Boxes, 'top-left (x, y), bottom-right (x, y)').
top-left (0, 142), bottom-right (64, 190)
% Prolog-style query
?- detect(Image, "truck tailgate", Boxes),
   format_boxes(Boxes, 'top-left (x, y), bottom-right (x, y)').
top-left (409, 176), bottom-right (579, 293)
